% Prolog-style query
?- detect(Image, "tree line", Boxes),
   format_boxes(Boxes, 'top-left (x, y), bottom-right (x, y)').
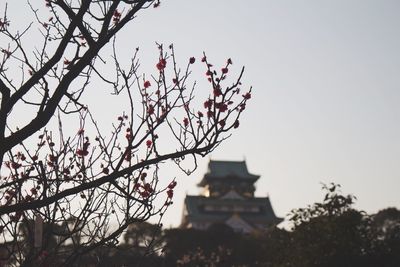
top-left (2, 184), bottom-right (399, 267)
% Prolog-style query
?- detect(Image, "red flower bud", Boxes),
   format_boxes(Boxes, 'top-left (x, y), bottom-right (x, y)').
top-left (76, 149), bottom-right (89, 157)
top-left (146, 140), bottom-right (152, 148)
top-left (144, 80), bottom-right (151, 88)
top-left (144, 183), bottom-right (153, 193)
top-left (213, 88), bottom-right (222, 97)
top-left (11, 162), bottom-right (21, 169)
top-left (243, 92), bottom-right (251, 100)
top-left (215, 103), bottom-right (228, 112)
top-left (156, 58), bottom-right (167, 71)
top-left (141, 191), bottom-right (150, 198)
top-left (183, 118), bottom-right (189, 128)
top-left (147, 104), bottom-right (154, 115)
top-left (167, 189), bottom-right (174, 199)
top-left (204, 99), bottom-right (213, 109)
top-left (48, 155), bottom-right (57, 162)
top-left (168, 181), bottom-right (177, 189)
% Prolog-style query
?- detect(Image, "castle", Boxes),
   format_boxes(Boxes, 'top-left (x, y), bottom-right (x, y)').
top-left (181, 160), bottom-right (282, 233)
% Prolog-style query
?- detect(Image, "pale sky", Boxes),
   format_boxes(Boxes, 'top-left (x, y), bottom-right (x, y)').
top-left (5, 0), bottom-right (400, 227)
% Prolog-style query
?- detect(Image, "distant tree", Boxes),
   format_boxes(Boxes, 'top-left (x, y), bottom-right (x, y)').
top-left (268, 184), bottom-right (374, 267)
top-left (0, 1), bottom-right (251, 266)
top-left (161, 185), bottom-right (400, 267)
top-left (163, 224), bottom-right (263, 267)
top-left (123, 221), bottom-right (162, 249)
top-left (370, 208), bottom-right (400, 266)
top-left (175, 246), bottom-right (233, 267)
top-left (163, 225), bottom-right (236, 267)
top-left (288, 183), bottom-right (356, 226)
top-left (122, 221), bottom-right (163, 261)
top-left (372, 207), bottom-right (400, 234)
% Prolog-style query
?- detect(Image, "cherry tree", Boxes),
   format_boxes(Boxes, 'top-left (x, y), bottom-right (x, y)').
top-left (0, 1), bottom-right (251, 265)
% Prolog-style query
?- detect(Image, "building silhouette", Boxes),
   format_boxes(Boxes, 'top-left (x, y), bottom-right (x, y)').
top-left (181, 160), bottom-right (282, 233)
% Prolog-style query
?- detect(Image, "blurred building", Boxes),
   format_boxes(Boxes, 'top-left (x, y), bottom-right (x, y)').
top-left (181, 160), bottom-right (282, 233)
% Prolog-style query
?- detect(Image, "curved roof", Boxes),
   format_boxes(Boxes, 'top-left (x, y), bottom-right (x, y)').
top-left (198, 160), bottom-right (260, 186)
top-left (182, 195), bottom-right (282, 226)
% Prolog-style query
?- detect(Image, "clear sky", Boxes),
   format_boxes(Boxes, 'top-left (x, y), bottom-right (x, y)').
top-left (5, 0), bottom-right (400, 227)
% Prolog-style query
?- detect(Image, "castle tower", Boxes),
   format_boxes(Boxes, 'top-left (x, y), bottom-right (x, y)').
top-left (181, 160), bottom-right (282, 233)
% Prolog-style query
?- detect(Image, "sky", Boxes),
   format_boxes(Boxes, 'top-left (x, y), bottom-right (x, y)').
top-left (4, 0), bottom-right (400, 228)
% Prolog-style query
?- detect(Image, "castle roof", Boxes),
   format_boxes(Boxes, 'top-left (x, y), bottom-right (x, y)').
top-left (198, 160), bottom-right (260, 187)
top-left (182, 195), bottom-right (282, 226)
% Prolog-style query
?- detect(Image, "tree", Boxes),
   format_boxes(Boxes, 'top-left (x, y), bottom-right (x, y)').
top-left (163, 225), bottom-right (237, 267)
top-left (274, 184), bottom-right (374, 267)
top-left (370, 208), bottom-right (400, 266)
top-left (0, 1), bottom-right (251, 266)
top-left (163, 224), bottom-right (265, 267)
top-left (123, 221), bottom-right (162, 250)
top-left (161, 185), bottom-right (400, 267)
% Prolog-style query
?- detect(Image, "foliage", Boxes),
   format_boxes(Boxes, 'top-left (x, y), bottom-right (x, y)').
top-left (163, 224), bottom-right (260, 267)
top-left (160, 184), bottom-right (400, 267)
top-left (370, 208), bottom-right (400, 266)
top-left (288, 183), bottom-right (356, 227)
top-left (1, 184), bottom-right (396, 266)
